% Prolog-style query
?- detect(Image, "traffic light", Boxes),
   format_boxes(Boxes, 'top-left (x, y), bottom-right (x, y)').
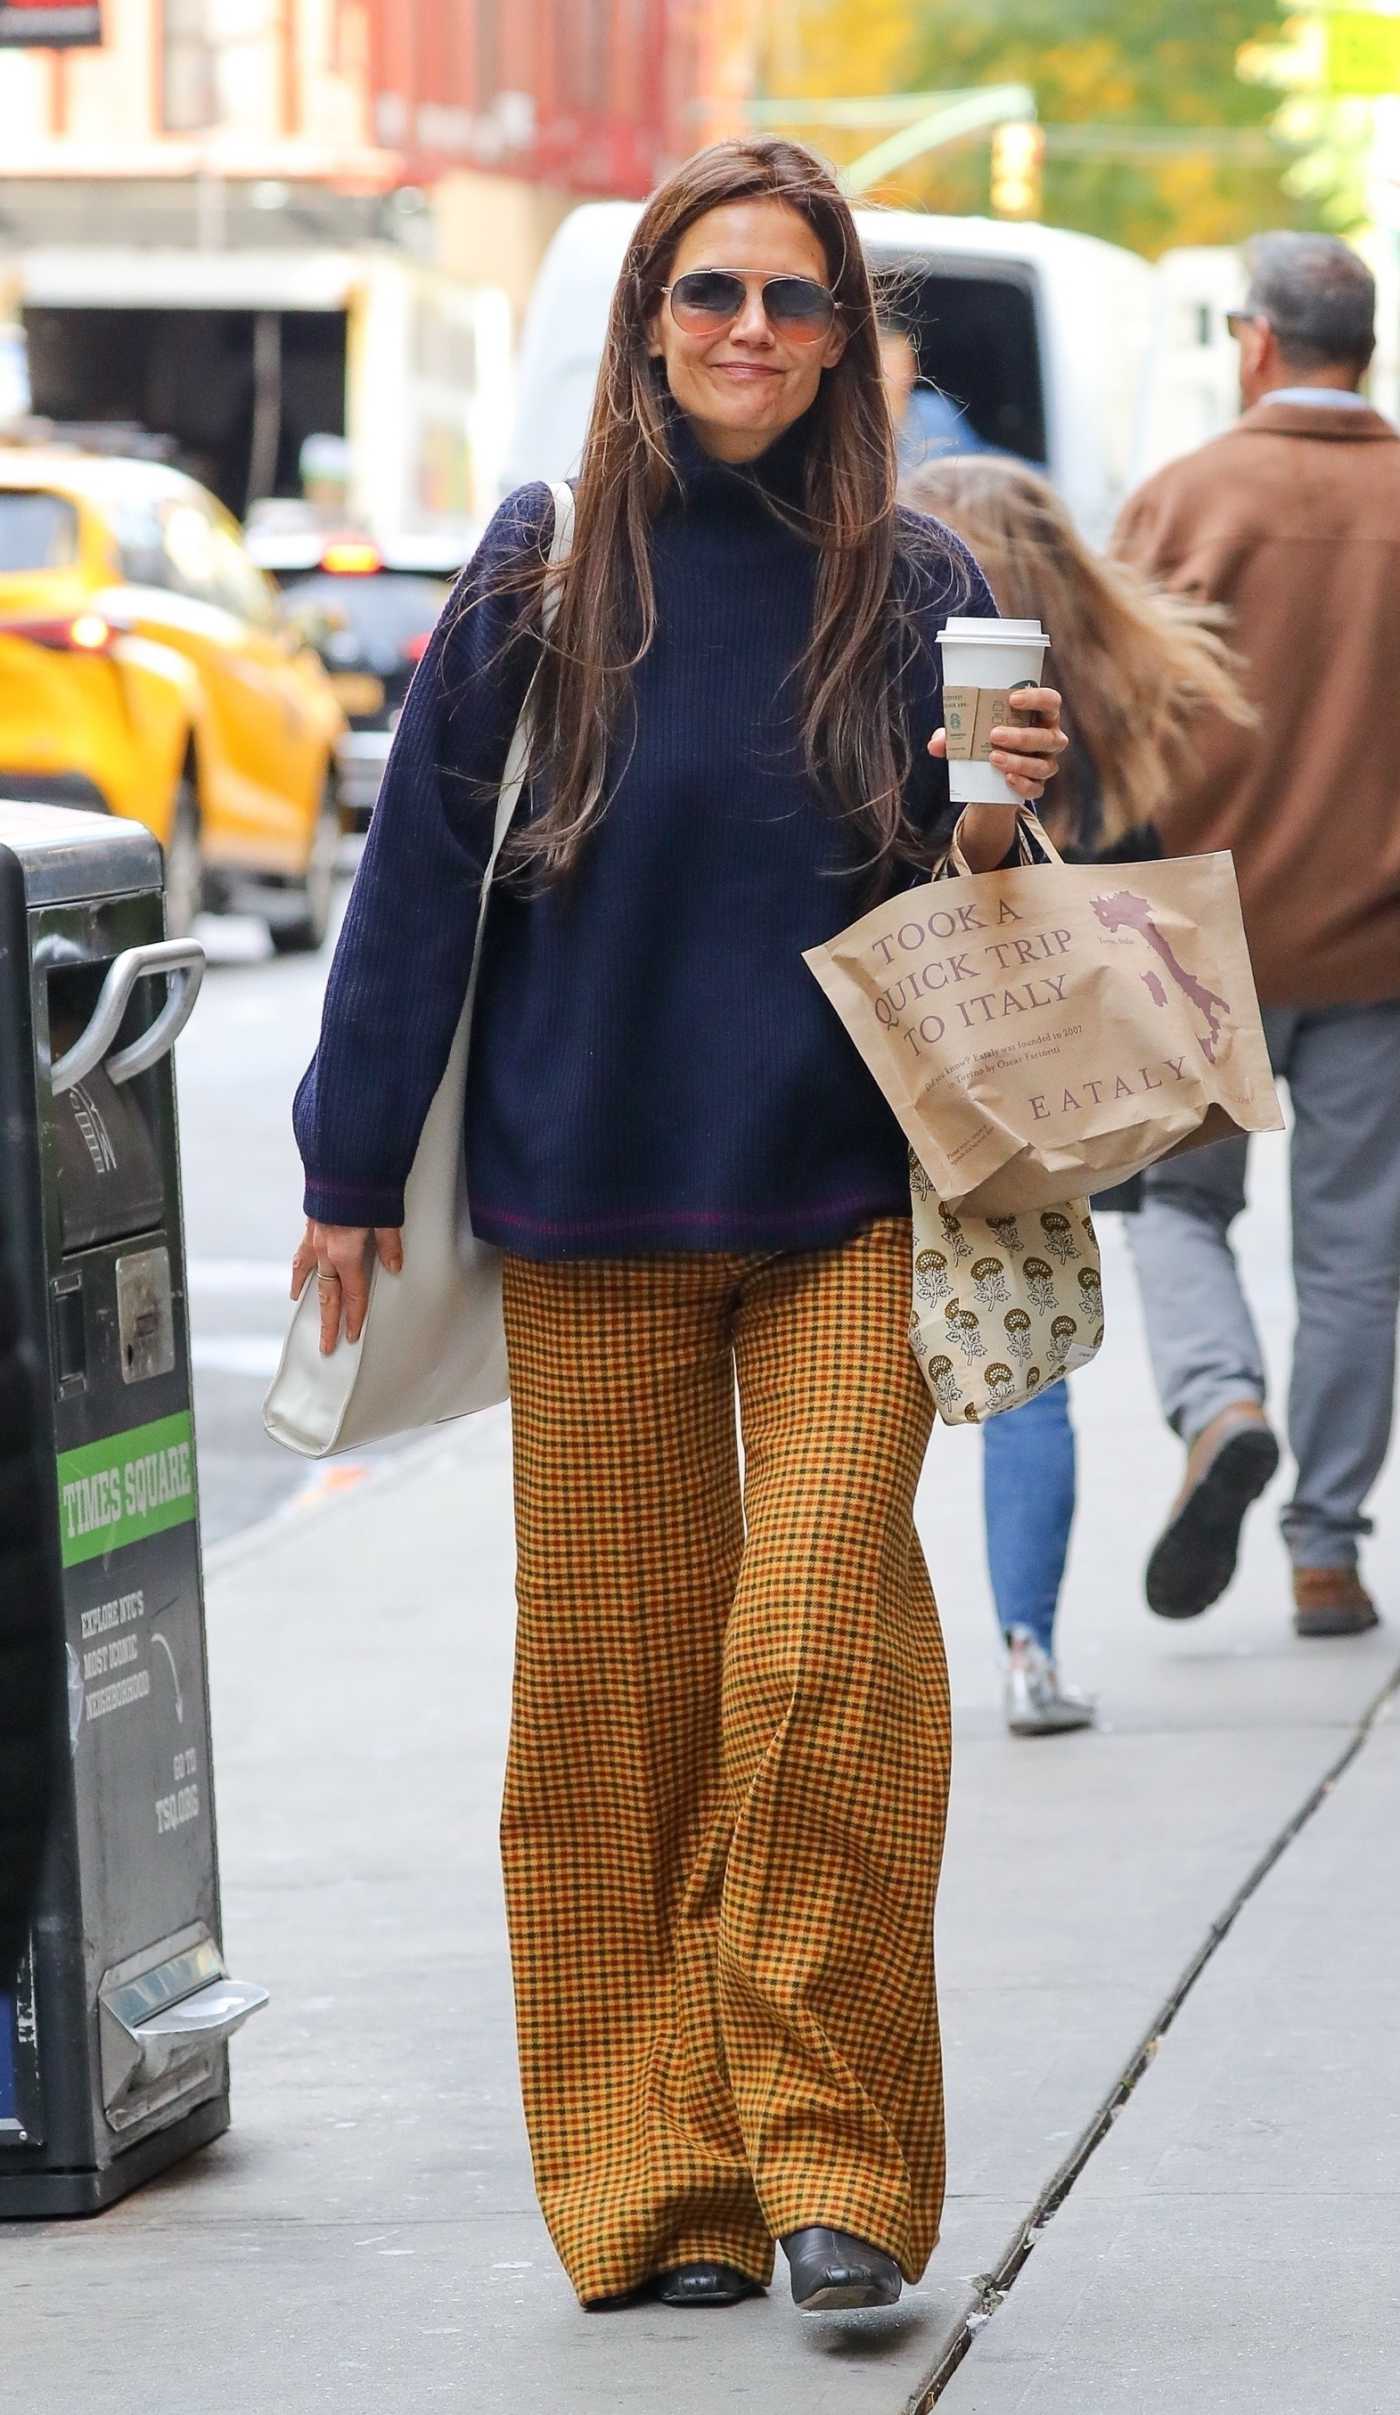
top-left (990, 122), bottom-right (1045, 219)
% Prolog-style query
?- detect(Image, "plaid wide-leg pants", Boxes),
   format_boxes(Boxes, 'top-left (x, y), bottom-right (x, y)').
top-left (500, 1217), bottom-right (951, 2305)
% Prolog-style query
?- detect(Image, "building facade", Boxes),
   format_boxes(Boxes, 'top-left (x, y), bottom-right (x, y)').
top-left (0, 1), bottom-right (752, 202)
top-left (0, 0), bottom-right (755, 309)
top-left (0, 3), bottom-right (756, 519)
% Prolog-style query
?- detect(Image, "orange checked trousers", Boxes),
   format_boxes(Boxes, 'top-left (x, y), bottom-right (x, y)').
top-left (499, 1218), bottom-right (952, 2304)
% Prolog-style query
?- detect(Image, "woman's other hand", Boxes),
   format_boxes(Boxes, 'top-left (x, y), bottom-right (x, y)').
top-left (290, 1219), bottom-right (405, 1355)
top-left (927, 686), bottom-right (1069, 871)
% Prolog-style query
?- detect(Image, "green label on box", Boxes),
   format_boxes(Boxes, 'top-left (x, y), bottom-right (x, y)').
top-left (56, 1411), bottom-right (196, 1570)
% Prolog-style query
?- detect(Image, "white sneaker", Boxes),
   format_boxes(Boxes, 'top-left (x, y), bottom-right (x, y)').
top-left (1003, 1630), bottom-right (1097, 1737)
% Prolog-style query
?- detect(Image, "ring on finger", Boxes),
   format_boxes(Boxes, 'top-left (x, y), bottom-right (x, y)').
top-left (317, 1271), bottom-right (339, 1291)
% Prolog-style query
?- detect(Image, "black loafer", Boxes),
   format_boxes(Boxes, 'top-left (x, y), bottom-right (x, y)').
top-left (782, 2226), bottom-right (902, 2313)
top-left (653, 2261), bottom-right (763, 2307)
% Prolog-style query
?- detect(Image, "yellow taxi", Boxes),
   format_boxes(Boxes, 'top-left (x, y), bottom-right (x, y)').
top-left (0, 446), bottom-right (346, 948)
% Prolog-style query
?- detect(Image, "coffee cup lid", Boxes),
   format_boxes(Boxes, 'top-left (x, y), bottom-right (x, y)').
top-left (938, 616), bottom-right (1046, 642)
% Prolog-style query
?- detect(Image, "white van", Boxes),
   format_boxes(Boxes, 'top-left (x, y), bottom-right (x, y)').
top-left (1140, 246), bottom-right (1248, 474)
top-left (504, 202), bottom-right (1166, 543)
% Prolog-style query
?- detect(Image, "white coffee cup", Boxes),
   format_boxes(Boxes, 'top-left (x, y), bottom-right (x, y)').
top-left (936, 616), bottom-right (1049, 804)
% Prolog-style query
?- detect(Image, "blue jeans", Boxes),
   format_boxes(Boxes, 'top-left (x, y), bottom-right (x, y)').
top-left (981, 1380), bottom-right (1077, 1654)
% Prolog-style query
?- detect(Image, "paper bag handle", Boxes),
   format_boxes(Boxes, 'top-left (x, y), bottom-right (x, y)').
top-left (942, 805), bottom-right (1064, 880)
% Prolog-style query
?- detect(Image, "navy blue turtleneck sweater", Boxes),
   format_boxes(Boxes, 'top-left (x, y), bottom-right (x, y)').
top-left (294, 412), bottom-right (995, 1255)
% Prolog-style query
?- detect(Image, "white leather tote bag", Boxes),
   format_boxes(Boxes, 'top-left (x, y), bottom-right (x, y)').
top-left (263, 480), bottom-right (574, 1458)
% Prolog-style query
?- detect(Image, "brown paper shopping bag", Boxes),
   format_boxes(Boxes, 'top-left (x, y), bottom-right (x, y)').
top-left (805, 812), bottom-right (1283, 1217)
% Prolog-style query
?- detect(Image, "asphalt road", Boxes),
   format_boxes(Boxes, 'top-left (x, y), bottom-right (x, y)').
top-left (176, 855), bottom-right (403, 1547)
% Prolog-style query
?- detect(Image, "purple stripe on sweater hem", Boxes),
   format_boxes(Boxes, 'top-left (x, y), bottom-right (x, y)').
top-left (470, 1195), bottom-right (905, 1239)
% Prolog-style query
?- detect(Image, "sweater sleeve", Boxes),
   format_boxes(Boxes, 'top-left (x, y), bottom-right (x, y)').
top-left (293, 482), bottom-right (555, 1228)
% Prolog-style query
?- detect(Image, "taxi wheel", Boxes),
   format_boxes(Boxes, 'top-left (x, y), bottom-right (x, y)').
top-left (163, 785), bottom-right (204, 940)
top-left (269, 776), bottom-right (341, 956)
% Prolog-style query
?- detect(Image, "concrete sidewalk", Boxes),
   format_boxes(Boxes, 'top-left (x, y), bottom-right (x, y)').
top-left (9, 1133), bottom-right (1399, 2413)
top-left (936, 1707), bottom-right (1400, 2415)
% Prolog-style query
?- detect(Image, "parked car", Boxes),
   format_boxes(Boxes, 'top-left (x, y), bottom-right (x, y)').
top-left (249, 531), bottom-right (456, 829)
top-left (0, 444), bottom-right (345, 949)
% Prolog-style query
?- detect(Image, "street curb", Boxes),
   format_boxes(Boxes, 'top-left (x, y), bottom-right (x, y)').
top-left (203, 1408), bottom-right (509, 1580)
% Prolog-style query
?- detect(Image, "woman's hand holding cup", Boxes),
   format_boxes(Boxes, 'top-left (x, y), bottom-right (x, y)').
top-left (927, 684), bottom-right (1067, 794)
top-left (927, 685), bottom-right (1068, 871)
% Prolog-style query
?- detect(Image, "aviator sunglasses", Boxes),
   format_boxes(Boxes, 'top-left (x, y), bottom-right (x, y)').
top-left (661, 268), bottom-right (839, 346)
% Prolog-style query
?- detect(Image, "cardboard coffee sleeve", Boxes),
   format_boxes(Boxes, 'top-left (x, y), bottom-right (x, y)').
top-left (942, 685), bottom-right (1036, 761)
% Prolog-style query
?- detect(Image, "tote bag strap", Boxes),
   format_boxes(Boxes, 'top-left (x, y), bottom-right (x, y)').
top-left (480, 479), bottom-right (576, 888)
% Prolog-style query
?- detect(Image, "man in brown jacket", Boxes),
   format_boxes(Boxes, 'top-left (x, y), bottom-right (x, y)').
top-left (1114, 231), bottom-right (1400, 1638)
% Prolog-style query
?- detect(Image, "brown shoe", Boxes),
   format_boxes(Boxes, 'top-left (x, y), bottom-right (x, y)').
top-left (1145, 1401), bottom-right (1279, 1620)
top-left (1292, 1566), bottom-right (1381, 1639)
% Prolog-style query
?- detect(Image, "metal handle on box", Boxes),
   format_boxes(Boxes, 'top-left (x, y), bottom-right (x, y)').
top-left (50, 938), bottom-right (206, 1096)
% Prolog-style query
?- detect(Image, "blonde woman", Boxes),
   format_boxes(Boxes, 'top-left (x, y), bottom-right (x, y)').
top-left (903, 455), bottom-right (1253, 1734)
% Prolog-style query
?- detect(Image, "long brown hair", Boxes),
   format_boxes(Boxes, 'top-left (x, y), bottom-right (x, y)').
top-left (485, 137), bottom-right (962, 883)
top-left (902, 455), bottom-right (1255, 847)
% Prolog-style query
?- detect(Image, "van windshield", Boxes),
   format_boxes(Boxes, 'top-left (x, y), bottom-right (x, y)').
top-left (0, 489), bottom-right (79, 572)
top-left (871, 259), bottom-right (1046, 466)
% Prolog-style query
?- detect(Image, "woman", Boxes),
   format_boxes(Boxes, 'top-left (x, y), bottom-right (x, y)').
top-left (903, 454), bottom-right (1253, 1737)
top-left (291, 141), bottom-right (1067, 2317)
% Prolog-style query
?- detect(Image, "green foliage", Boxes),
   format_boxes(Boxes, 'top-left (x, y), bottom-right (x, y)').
top-left (760, 0), bottom-right (921, 100)
top-left (891, 1), bottom-right (1324, 255)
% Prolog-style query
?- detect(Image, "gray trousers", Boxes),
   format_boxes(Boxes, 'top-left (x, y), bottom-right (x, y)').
top-left (1127, 1003), bottom-right (1400, 1569)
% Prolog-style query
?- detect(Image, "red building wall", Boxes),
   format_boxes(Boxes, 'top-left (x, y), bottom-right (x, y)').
top-left (366, 0), bottom-right (698, 197)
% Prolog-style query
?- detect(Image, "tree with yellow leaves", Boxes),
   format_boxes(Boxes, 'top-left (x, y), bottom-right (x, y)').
top-left (757, 0), bottom-right (921, 103)
top-left (752, 0), bottom-right (1322, 257)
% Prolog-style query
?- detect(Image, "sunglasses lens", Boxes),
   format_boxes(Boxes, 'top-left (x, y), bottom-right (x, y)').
top-left (670, 270), bottom-right (747, 330)
top-left (667, 270), bottom-right (836, 342)
top-left (764, 277), bottom-right (836, 341)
